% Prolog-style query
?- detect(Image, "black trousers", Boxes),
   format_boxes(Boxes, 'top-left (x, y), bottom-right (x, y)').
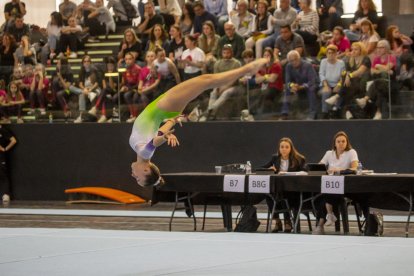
top-left (0, 154), bottom-right (10, 196)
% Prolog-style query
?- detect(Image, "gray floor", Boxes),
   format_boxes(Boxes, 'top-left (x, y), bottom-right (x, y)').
top-left (1, 227), bottom-right (414, 276)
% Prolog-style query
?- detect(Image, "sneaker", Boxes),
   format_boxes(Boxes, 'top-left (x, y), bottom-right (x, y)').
top-left (356, 97), bottom-right (367, 109)
top-left (126, 116), bottom-right (136, 123)
top-left (57, 52), bottom-right (64, 59)
top-left (312, 226), bottom-right (325, 235)
top-left (39, 108), bottom-right (46, 115)
top-left (187, 106), bottom-right (201, 122)
top-left (198, 115), bottom-right (207, 122)
top-left (345, 110), bottom-right (353, 120)
top-left (74, 115), bottom-right (83, 123)
top-left (69, 52), bottom-right (78, 58)
top-left (324, 213), bottom-right (338, 226)
top-left (88, 92), bottom-right (97, 102)
top-left (17, 118), bottom-right (24, 124)
top-left (0, 118), bottom-right (11, 124)
top-left (325, 94), bottom-right (339, 105)
top-left (374, 212), bottom-right (384, 236)
top-left (2, 194), bottom-right (10, 203)
top-left (97, 115), bottom-right (107, 123)
top-left (27, 108), bottom-right (35, 115)
top-left (107, 118), bottom-right (113, 123)
top-left (87, 37), bottom-right (100, 43)
top-left (112, 107), bottom-right (119, 118)
top-left (88, 106), bottom-right (97, 116)
top-left (373, 111), bottom-right (382, 120)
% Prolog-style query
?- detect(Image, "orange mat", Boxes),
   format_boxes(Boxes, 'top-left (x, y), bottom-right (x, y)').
top-left (65, 187), bottom-right (146, 204)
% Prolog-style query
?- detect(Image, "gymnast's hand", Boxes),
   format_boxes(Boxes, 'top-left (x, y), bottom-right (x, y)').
top-left (164, 129), bottom-right (180, 147)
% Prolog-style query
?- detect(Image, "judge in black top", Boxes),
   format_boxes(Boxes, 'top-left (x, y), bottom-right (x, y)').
top-left (0, 125), bottom-right (17, 205)
top-left (262, 137), bottom-right (306, 232)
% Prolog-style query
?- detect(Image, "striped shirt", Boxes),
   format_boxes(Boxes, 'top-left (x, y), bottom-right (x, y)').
top-left (296, 10), bottom-right (319, 35)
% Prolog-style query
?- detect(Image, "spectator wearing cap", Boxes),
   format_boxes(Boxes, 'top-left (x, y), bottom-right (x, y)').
top-left (319, 44), bottom-right (345, 119)
top-left (192, 1), bottom-right (218, 35)
top-left (216, 22), bottom-right (245, 61)
top-left (199, 44), bottom-right (242, 121)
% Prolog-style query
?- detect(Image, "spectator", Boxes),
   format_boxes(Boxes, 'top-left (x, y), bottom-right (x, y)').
top-left (245, 0), bottom-right (273, 59)
top-left (316, 0), bottom-right (343, 32)
top-left (199, 44), bottom-right (242, 121)
top-left (359, 19), bottom-right (379, 56)
top-left (106, 0), bottom-right (128, 24)
top-left (14, 35), bottom-right (36, 66)
top-left (88, 56), bottom-right (117, 123)
top-left (75, 0), bottom-right (95, 24)
top-left (282, 50), bottom-right (317, 119)
top-left (7, 15), bottom-right (30, 43)
top-left (198, 21), bottom-right (220, 73)
top-left (0, 33), bottom-right (17, 85)
top-left (117, 28), bottom-right (142, 66)
top-left (54, 57), bottom-right (74, 118)
top-left (192, 1), bottom-right (218, 35)
top-left (273, 24), bottom-right (305, 66)
top-left (314, 131), bottom-right (359, 235)
top-left (58, 16), bottom-right (82, 58)
top-left (328, 26), bottom-right (350, 59)
top-left (257, 0), bottom-right (297, 59)
top-left (86, 0), bottom-right (116, 41)
top-left (385, 25), bottom-right (413, 58)
top-left (3, 0), bottom-right (26, 31)
top-left (181, 34), bottom-right (205, 80)
top-left (292, 0), bottom-right (319, 45)
top-left (179, 2), bottom-right (195, 36)
top-left (167, 25), bottom-right (186, 79)
top-left (138, 51), bottom-right (160, 102)
top-left (230, 0), bottom-right (255, 39)
top-left (29, 63), bottom-right (49, 115)
top-left (40, 12), bottom-right (63, 64)
top-left (356, 40), bottom-right (398, 120)
top-left (319, 45), bottom-right (345, 118)
top-left (0, 124), bottom-right (17, 205)
top-left (72, 55), bottom-right (102, 123)
top-left (159, 0), bottom-right (182, 32)
top-left (216, 22), bottom-right (246, 61)
top-left (120, 52), bottom-right (142, 123)
top-left (1, 81), bottom-right (25, 123)
top-left (153, 47), bottom-right (181, 97)
top-left (204, 0), bottom-right (228, 35)
top-left (19, 64), bottom-right (32, 98)
top-left (145, 24), bottom-right (169, 52)
top-left (345, 0), bottom-right (378, 42)
top-left (59, 0), bottom-right (77, 25)
top-left (255, 47), bottom-right (284, 114)
top-left (137, 1), bottom-right (164, 43)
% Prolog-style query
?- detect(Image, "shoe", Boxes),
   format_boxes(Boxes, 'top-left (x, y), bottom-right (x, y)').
top-left (373, 111), bottom-right (382, 120)
top-left (313, 226), bottom-right (325, 235)
top-left (325, 94), bottom-right (339, 105)
top-left (49, 52), bottom-right (56, 59)
top-left (345, 110), bottom-right (353, 120)
top-left (187, 106), bottom-right (201, 122)
top-left (324, 213), bottom-right (338, 226)
top-left (126, 116), bottom-right (136, 123)
top-left (284, 220), bottom-right (293, 233)
top-left (40, 108), bottom-right (46, 115)
top-left (0, 118), bottom-right (11, 124)
top-left (87, 37), bottom-right (100, 43)
top-left (27, 108), bottom-right (35, 115)
top-left (97, 115), bottom-right (107, 123)
top-left (198, 115), bottom-right (207, 122)
top-left (240, 109), bottom-right (255, 121)
top-left (69, 52), bottom-right (78, 58)
top-left (88, 92), bottom-right (97, 102)
top-left (17, 118), bottom-right (24, 124)
top-left (356, 97), bottom-right (367, 109)
top-left (74, 115), bottom-right (83, 123)
top-left (2, 194), bottom-right (10, 203)
top-left (271, 218), bottom-right (283, 233)
top-left (57, 52), bottom-right (64, 59)
top-left (88, 106), bottom-right (97, 116)
top-left (374, 212), bottom-right (384, 236)
top-left (112, 107), bottom-right (119, 118)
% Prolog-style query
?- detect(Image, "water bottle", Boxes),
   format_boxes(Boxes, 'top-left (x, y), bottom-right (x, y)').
top-left (357, 161), bottom-right (363, 175)
top-left (245, 161), bottom-right (252, 174)
top-left (48, 113), bottom-right (53, 124)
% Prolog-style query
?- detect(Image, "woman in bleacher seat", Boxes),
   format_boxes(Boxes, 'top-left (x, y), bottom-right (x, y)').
top-left (358, 19), bottom-right (379, 56)
top-left (198, 21), bottom-right (220, 73)
top-left (0, 81), bottom-right (25, 124)
top-left (58, 16), bottom-right (82, 59)
top-left (356, 40), bottom-right (398, 120)
top-left (117, 28), bottom-right (142, 66)
top-left (120, 52), bottom-right (142, 123)
top-left (0, 33), bottom-right (17, 86)
top-left (29, 64), bottom-right (49, 116)
top-left (314, 131), bottom-right (359, 235)
top-left (41, 11), bottom-right (63, 64)
top-left (54, 57), bottom-right (75, 119)
top-left (385, 25), bottom-right (413, 59)
top-left (86, 0), bottom-right (116, 42)
top-left (329, 26), bottom-right (351, 59)
top-left (144, 24), bottom-right (169, 53)
top-left (262, 137), bottom-right (306, 233)
top-left (167, 25), bottom-right (186, 80)
top-left (291, 0), bottom-right (319, 45)
top-left (13, 35), bottom-right (37, 66)
top-left (245, 0), bottom-right (273, 59)
top-left (179, 2), bottom-right (195, 37)
top-left (138, 51), bottom-right (160, 103)
top-left (345, 0), bottom-right (379, 42)
top-left (180, 35), bottom-right (205, 80)
top-left (153, 47), bottom-right (181, 98)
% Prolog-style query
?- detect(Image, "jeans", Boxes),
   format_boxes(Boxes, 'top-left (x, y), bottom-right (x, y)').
top-left (207, 87), bottom-right (238, 112)
top-left (255, 32), bottom-right (279, 59)
top-left (282, 87), bottom-right (317, 118)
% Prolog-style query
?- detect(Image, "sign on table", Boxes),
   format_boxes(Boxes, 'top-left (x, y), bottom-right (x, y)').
top-left (223, 175), bottom-right (245, 193)
top-left (321, 175), bottom-right (345, 194)
top-left (248, 175), bottom-right (270, 194)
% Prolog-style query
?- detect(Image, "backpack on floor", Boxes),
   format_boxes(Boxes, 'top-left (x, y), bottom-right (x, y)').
top-left (120, 0), bottom-right (139, 19)
top-left (234, 205), bottom-right (260, 232)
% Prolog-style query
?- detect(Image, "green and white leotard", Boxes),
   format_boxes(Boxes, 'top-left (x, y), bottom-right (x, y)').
top-left (129, 94), bottom-right (180, 160)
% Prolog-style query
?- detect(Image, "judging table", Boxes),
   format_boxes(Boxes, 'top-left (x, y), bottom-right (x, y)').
top-left (156, 172), bottom-right (414, 236)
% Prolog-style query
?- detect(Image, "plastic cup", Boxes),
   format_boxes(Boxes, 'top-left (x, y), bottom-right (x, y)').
top-left (215, 166), bottom-right (222, 174)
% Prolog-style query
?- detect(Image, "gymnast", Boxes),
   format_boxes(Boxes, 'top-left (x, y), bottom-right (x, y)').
top-left (130, 58), bottom-right (269, 187)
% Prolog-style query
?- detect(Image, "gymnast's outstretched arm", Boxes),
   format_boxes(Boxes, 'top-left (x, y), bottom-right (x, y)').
top-left (156, 58), bottom-right (269, 113)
